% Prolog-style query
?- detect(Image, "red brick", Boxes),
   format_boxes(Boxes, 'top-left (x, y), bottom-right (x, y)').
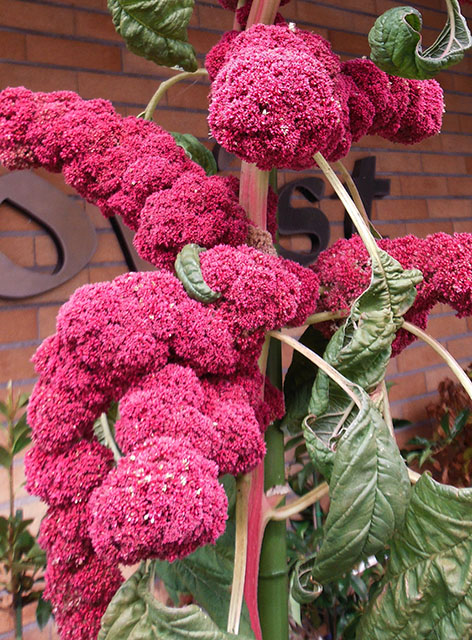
top-left (447, 177), bottom-right (472, 197)
top-left (0, 63), bottom-right (78, 93)
top-left (166, 79), bottom-right (210, 111)
top-left (92, 232), bottom-right (127, 263)
top-left (0, 346), bottom-right (37, 382)
top-left (75, 10), bottom-right (123, 42)
top-left (459, 115), bottom-right (472, 135)
top-left (296, 3), bottom-right (375, 34)
top-left (442, 133), bottom-right (472, 154)
top-left (387, 372), bottom-right (427, 402)
top-left (0, 309), bottom-right (37, 343)
top-left (425, 365), bottom-right (456, 393)
top-left (446, 336), bottom-right (472, 361)
top-left (38, 305), bottom-right (61, 339)
top-left (77, 71), bottom-right (154, 104)
top-left (373, 221), bottom-right (407, 238)
top-left (426, 314), bottom-right (468, 340)
top-left (400, 175), bottom-right (448, 197)
top-left (427, 198), bottom-right (472, 218)
top-left (156, 109), bottom-right (210, 138)
top-left (328, 30), bottom-right (369, 56)
top-left (405, 220), bottom-right (453, 236)
top-left (198, 5), bottom-right (234, 32)
top-left (0, 201), bottom-right (40, 232)
top-left (421, 154), bottom-right (466, 175)
top-left (122, 49), bottom-right (171, 76)
top-left (26, 34), bottom-right (121, 72)
top-left (441, 112), bottom-right (461, 131)
top-left (34, 234), bottom-right (59, 267)
top-left (0, 30), bottom-right (26, 60)
top-left (375, 199), bottom-right (428, 221)
top-left (0, 236), bottom-right (35, 267)
top-left (20, 270), bottom-right (89, 304)
top-left (0, 0), bottom-right (75, 34)
top-left (88, 264), bottom-right (127, 283)
top-left (375, 152), bottom-right (422, 173)
top-left (397, 343), bottom-right (444, 372)
top-left (188, 28), bottom-right (221, 55)
top-left (392, 396), bottom-right (432, 424)
top-left (453, 220), bottom-right (472, 233)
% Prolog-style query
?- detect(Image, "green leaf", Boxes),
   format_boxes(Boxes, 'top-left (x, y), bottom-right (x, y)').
top-left (170, 133), bottom-right (217, 176)
top-left (12, 431), bottom-right (31, 455)
top-left (13, 412), bottom-right (30, 441)
top-left (98, 564), bottom-right (251, 640)
top-left (107, 0), bottom-right (198, 72)
top-left (0, 446), bottom-right (12, 469)
top-left (36, 594), bottom-right (52, 631)
top-left (357, 474), bottom-right (472, 639)
top-left (311, 250), bottom-right (422, 412)
top-left (175, 244), bottom-right (221, 303)
top-left (291, 553), bottom-right (323, 605)
top-left (308, 387), bottom-right (410, 585)
top-left (0, 400), bottom-right (8, 417)
top-left (281, 326), bottom-right (329, 435)
top-left (368, 2), bottom-right (472, 79)
top-left (450, 408), bottom-right (470, 439)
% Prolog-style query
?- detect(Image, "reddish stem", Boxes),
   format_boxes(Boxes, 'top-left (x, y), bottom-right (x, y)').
top-left (246, 0), bottom-right (282, 27)
top-left (239, 161), bottom-right (269, 231)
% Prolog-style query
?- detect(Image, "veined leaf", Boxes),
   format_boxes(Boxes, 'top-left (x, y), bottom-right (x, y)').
top-left (98, 564), bottom-right (251, 640)
top-left (107, 0), bottom-right (198, 72)
top-left (311, 249), bottom-right (422, 415)
top-left (368, 2), bottom-right (472, 79)
top-left (171, 133), bottom-right (217, 176)
top-left (308, 387), bottom-right (410, 585)
top-left (357, 474), bottom-right (472, 639)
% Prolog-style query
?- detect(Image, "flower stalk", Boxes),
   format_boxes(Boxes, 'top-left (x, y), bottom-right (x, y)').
top-left (143, 68), bottom-right (208, 121)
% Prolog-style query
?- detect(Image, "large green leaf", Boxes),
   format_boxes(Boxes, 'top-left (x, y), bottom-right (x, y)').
top-left (368, 2), bottom-right (472, 79)
top-left (281, 326), bottom-right (329, 435)
top-left (171, 133), bottom-right (218, 176)
top-left (307, 387), bottom-right (410, 585)
top-left (98, 564), bottom-right (251, 640)
top-left (311, 249), bottom-right (422, 415)
top-left (357, 473), bottom-right (472, 639)
top-left (107, 0), bottom-right (198, 72)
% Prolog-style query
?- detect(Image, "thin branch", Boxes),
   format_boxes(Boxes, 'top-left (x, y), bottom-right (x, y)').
top-left (381, 380), bottom-right (394, 437)
top-left (267, 331), bottom-right (361, 408)
top-left (304, 310), bottom-right (349, 326)
top-left (227, 473), bottom-right (252, 635)
top-left (100, 413), bottom-right (122, 463)
top-left (314, 152), bottom-right (382, 268)
top-left (143, 69), bottom-right (208, 121)
top-left (269, 482), bottom-right (329, 521)
top-left (408, 468), bottom-right (421, 484)
top-left (403, 321), bottom-right (472, 404)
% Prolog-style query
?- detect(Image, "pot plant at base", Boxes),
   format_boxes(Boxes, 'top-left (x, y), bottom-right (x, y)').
top-left (0, 0), bottom-right (472, 638)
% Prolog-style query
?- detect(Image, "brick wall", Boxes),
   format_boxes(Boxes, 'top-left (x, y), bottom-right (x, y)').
top-left (0, 0), bottom-right (471, 636)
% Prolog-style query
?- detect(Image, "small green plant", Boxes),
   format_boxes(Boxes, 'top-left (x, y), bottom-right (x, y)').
top-left (0, 383), bottom-right (50, 639)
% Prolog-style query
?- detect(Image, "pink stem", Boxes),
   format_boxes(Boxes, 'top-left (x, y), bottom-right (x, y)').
top-left (246, 0), bottom-right (282, 27)
top-left (239, 161), bottom-right (269, 231)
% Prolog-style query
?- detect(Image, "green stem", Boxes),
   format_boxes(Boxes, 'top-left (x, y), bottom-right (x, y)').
top-left (143, 69), bottom-right (208, 121)
top-left (314, 152), bottom-right (382, 267)
top-left (258, 337), bottom-right (289, 640)
top-left (380, 380), bottom-right (394, 437)
top-left (13, 595), bottom-right (22, 640)
top-left (227, 474), bottom-right (252, 634)
top-left (100, 413), bottom-right (122, 463)
top-left (402, 321), bottom-right (472, 403)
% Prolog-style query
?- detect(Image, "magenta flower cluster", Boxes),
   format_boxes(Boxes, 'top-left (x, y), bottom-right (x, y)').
top-left (0, 87), bottom-right (252, 267)
top-left (24, 244), bottom-right (318, 637)
top-left (313, 233), bottom-right (472, 354)
top-left (207, 24), bottom-right (444, 170)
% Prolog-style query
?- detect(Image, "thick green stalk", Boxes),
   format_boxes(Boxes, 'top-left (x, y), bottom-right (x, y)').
top-left (258, 338), bottom-right (289, 640)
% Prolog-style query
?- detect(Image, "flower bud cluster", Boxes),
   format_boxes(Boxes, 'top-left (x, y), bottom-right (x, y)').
top-left (313, 233), bottom-right (472, 354)
top-left (207, 25), bottom-right (444, 170)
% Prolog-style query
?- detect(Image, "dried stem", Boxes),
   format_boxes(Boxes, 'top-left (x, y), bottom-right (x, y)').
top-left (269, 482), bottom-right (329, 521)
top-left (100, 413), bottom-right (122, 463)
top-left (402, 321), bottom-right (472, 404)
top-left (314, 152), bottom-right (382, 268)
top-left (227, 473), bottom-right (252, 635)
top-left (381, 380), bottom-right (394, 437)
top-left (304, 310), bottom-right (349, 326)
top-left (268, 331), bottom-right (361, 409)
